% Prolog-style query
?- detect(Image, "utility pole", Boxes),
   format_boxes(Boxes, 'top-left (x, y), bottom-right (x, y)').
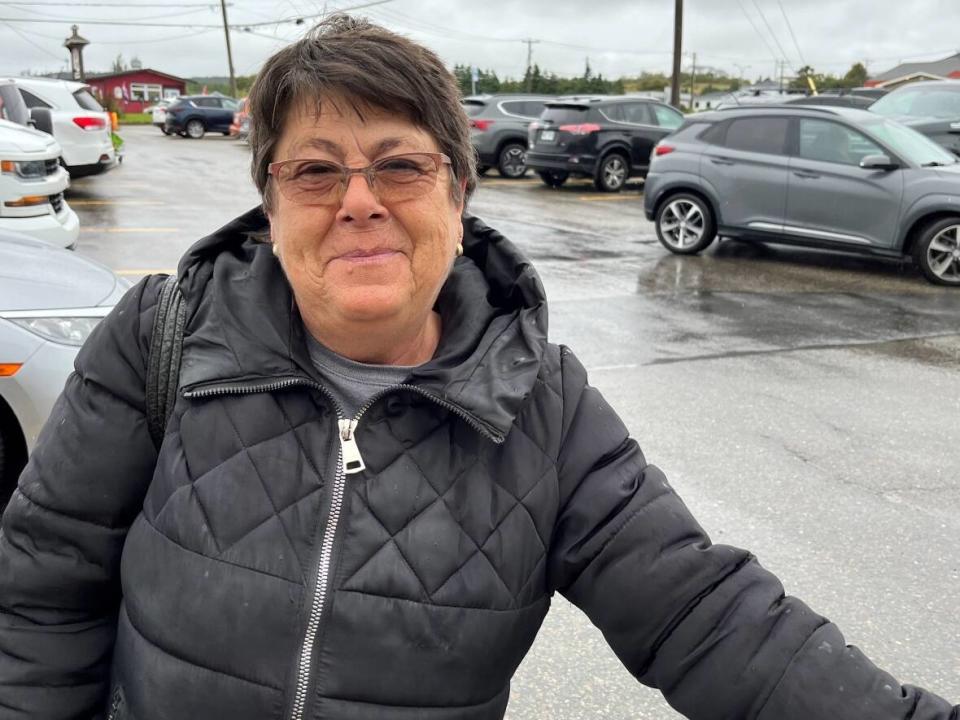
top-left (670, 0), bottom-right (683, 108)
top-left (220, 0), bottom-right (237, 99)
top-left (688, 52), bottom-right (697, 109)
top-left (523, 38), bottom-right (540, 92)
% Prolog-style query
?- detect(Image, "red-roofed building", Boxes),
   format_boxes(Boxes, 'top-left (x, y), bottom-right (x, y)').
top-left (83, 68), bottom-right (187, 112)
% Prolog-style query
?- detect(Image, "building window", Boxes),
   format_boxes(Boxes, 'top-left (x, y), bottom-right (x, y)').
top-left (130, 82), bottom-right (163, 102)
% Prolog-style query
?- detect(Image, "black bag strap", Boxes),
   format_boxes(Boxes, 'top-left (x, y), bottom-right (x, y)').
top-left (146, 274), bottom-right (186, 450)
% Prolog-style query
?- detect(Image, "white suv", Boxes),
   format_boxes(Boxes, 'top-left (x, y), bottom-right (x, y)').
top-left (5, 76), bottom-right (117, 179)
top-left (0, 83), bottom-right (78, 249)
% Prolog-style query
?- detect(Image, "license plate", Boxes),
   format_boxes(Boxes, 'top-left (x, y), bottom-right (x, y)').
top-left (540, 130), bottom-right (556, 143)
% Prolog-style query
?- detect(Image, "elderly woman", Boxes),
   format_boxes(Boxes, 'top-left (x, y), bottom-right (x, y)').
top-left (0, 16), bottom-right (955, 720)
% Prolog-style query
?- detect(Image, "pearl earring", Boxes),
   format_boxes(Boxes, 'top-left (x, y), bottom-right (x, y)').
top-left (272, 243), bottom-right (280, 257)
top-left (456, 243), bottom-right (464, 257)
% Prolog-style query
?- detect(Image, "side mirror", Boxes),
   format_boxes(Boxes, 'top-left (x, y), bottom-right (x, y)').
top-left (949, 121), bottom-right (960, 134)
top-left (860, 154), bottom-right (899, 171)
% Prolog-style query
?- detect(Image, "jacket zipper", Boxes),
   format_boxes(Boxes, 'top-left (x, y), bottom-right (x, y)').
top-left (184, 377), bottom-right (503, 720)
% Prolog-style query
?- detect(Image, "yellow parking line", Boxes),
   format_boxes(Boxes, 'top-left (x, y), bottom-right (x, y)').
top-left (70, 200), bottom-right (166, 206)
top-left (577, 195), bottom-right (637, 202)
top-left (80, 227), bottom-right (179, 233)
top-left (116, 269), bottom-right (176, 276)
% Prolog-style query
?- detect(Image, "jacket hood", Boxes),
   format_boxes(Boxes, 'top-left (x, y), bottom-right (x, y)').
top-left (175, 206), bottom-right (549, 440)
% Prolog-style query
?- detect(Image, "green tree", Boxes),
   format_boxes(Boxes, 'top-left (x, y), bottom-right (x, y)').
top-left (843, 62), bottom-right (868, 88)
top-left (111, 54), bottom-right (126, 73)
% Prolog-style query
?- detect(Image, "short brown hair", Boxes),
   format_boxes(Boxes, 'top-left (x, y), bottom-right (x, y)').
top-left (247, 14), bottom-right (476, 213)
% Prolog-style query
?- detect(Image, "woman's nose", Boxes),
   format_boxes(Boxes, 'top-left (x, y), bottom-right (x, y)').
top-left (336, 173), bottom-right (387, 223)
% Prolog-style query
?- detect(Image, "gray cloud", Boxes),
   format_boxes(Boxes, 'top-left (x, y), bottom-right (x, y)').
top-left (0, 0), bottom-right (955, 83)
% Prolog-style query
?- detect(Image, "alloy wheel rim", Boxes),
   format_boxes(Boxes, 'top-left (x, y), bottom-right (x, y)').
top-left (927, 224), bottom-right (960, 282)
top-left (603, 158), bottom-right (626, 188)
top-left (502, 146), bottom-right (526, 177)
top-left (660, 200), bottom-right (705, 248)
top-left (187, 122), bottom-right (203, 138)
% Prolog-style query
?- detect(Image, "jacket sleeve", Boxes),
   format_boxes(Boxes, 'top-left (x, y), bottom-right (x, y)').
top-left (548, 347), bottom-right (958, 720)
top-left (0, 276), bottom-right (164, 719)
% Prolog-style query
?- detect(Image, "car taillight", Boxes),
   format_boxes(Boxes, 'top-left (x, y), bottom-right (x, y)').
top-left (558, 123), bottom-right (601, 135)
top-left (470, 119), bottom-right (494, 131)
top-left (73, 116), bottom-right (106, 131)
top-left (655, 144), bottom-right (676, 156)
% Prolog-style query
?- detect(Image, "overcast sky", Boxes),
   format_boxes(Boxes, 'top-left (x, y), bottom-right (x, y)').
top-left (0, 0), bottom-right (957, 83)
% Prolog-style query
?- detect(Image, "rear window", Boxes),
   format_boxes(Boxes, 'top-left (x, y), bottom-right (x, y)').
top-left (462, 101), bottom-right (486, 117)
top-left (724, 117), bottom-right (790, 155)
top-left (541, 105), bottom-right (589, 124)
top-left (73, 88), bottom-right (104, 112)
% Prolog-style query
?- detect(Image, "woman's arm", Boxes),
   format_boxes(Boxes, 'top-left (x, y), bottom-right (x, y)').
top-left (0, 276), bottom-right (164, 719)
top-left (548, 346), bottom-right (957, 720)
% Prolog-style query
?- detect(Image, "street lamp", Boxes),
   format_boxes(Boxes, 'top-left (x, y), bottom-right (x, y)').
top-left (63, 25), bottom-right (90, 82)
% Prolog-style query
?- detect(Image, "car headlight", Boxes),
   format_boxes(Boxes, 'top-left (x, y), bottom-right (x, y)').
top-left (4, 308), bottom-right (111, 346)
top-left (1, 159), bottom-right (47, 179)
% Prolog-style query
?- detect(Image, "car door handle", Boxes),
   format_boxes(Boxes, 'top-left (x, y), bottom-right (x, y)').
top-left (793, 170), bottom-right (821, 179)
top-left (709, 157), bottom-right (735, 166)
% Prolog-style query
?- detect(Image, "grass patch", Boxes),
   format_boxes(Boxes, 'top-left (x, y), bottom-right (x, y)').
top-left (119, 113), bottom-right (153, 125)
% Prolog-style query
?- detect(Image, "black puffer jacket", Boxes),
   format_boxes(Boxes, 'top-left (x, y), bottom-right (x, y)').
top-left (0, 209), bottom-right (956, 720)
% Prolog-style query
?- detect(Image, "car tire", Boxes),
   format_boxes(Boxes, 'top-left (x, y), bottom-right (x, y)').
top-left (497, 142), bottom-right (528, 179)
top-left (594, 152), bottom-right (629, 192)
top-left (185, 119), bottom-right (205, 139)
top-left (0, 415), bottom-right (25, 515)
top-left (655, 193), bottom-right (717, 255)
top-left (914, 216), bottom-right (960, 286)
top-left (477, 166), bottom-right (490, 177)
top-left (537, 170), bottom-right (568, 188)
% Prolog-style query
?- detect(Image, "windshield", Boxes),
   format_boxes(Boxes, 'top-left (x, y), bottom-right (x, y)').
top-left (863, 118), bottom-right (958, 166)
top-left (0, 84), bottom-right (31, 125)
top-left (871, 87), bottom-right (960, 119)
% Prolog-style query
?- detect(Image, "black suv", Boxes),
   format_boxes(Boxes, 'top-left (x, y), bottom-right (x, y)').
top-left (526, 96), bottom-right (684, 191)
top-left (164, 95), bottom-right (239, 139)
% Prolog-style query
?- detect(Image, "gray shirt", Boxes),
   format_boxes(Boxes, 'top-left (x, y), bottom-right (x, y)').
top-left (304, 331), bottom-right (413, 419)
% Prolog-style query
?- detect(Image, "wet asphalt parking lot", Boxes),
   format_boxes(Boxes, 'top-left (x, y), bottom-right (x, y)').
top-left (69, 126), bottom-right (959, 719)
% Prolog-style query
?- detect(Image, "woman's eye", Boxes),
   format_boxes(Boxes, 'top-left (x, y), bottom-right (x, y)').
top-left (298, 163), bottom-right (337, 177)
top-left (380, 159), bottom-right (422, 172)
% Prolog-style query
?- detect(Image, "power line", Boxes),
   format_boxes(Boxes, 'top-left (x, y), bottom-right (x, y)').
top-left (0, 1), bottom-right (220, 5)
top-left (749, 0), bottom-right (793, 68)
top-left (776, 0), bottom-right (806, 67)
top-left (735, 0), bottom-right (779, 65)
top-left (1, 18), bottom-right (63, 59)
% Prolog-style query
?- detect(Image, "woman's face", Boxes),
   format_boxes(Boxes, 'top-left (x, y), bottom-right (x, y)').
top-left (267, 98), bottom-right (465, 331)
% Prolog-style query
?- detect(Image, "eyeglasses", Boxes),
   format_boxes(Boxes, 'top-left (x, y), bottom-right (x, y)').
top-left (267, 152), bottom-right (452, 206)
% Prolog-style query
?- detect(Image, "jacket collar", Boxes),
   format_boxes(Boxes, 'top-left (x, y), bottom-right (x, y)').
top-left (175, 206), bottom-right (548, 440)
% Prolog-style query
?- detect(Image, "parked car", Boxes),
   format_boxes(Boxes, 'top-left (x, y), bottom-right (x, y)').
top-left (146, 99), bottom-right (174, 134)
top-left (870, 80), bottom-right (960, 156)
top-left (526, 95), bottom-right (685, 191)
top-left (229, 96), bottom-right (250, 140)
top-left (462, 94), bottom-right (553, 178)
top-left (643, 105), bottom-right (960, 285)
top-left (785, 94), bottom-right (876, 110)
top-left (0, 92), bottom-right (79, 250)
top-left (3, 76), bottom-right (117, 178)
top-left (0, 228), bottom-right (128, 508)
top-left (164, 95), bottom-right (239, 139)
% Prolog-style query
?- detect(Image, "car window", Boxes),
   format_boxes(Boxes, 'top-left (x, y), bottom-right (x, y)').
top-left (222, 99), bottom-right (238, 110)
top-left (522, 100), bottom-right (548, 117)
top-left (871, 88), bottom-right (960, 119)
top-left (862, 118), bottom-right (957, 166)
top-left (193, 97), bottom-right (219, 108)
top-left (600, 104), bottom-right (624, 122)
top-left (72, 88), bottom-right (104, 112)
top-left (18, 88), bottom-right (52, 109)
top-left (461, 101), bottom-right (486, 117)
top-left (621, 103), bottom-right (653, 125)
top-left (651, 104), bottom-right (684, 129)
top-left (0, 85), bottom-right (30, 125)
top-left (500, 101), bottom-right (530, 117)
top-left (541, 105), bottom-right (589, 124)
top-left (798, 119), bottom-right (883, 166)
top-left (724, 117), bottom-right (789, 155)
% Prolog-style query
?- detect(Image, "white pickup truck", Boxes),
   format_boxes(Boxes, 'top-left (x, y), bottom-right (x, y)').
top-left (0, 82), bottom-right (79, 249)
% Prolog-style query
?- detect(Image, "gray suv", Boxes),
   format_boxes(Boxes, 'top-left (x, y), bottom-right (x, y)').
top-left (462, 94), bottom-right (553, 178)
top-left (643, 106), bottom-right (960, 285)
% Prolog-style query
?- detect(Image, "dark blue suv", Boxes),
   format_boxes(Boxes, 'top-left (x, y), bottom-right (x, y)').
top-left (164, 95), bottom-right (239, 139)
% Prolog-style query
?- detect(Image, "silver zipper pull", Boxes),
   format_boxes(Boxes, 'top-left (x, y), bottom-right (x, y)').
top-left (338, 418), bottom-right (365, 474)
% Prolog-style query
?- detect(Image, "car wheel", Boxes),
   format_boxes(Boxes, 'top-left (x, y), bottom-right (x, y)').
top-left (594, 153), bottom-right (629, 192)
top-left (497, 142), bottom-right (528, 178)
top-left (914, 217), bottom-right (960, 286)
top-left (0, 417), bottom-right (25, 514)
top-left (655, 193), bottom-right (717, 255)
top-left (538, 170), bottom-right (568, 188)
top-left (186, 119), bottom-right (205, 139)
top-left (477, 165), bottom-right (490, 177)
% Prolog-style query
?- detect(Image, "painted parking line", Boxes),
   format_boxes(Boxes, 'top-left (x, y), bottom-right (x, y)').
top-left (576, 195), bottom-right (638, 202)
top-left (116, 269), bottom-right (176, 276)
top-left (69, 200), bottom-right (166, 206)
top-left (79, 227), bottom-right (179, 233)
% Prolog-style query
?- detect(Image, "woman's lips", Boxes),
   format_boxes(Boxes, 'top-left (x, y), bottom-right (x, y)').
top-left (336, 249), bottom-right (402, 265)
